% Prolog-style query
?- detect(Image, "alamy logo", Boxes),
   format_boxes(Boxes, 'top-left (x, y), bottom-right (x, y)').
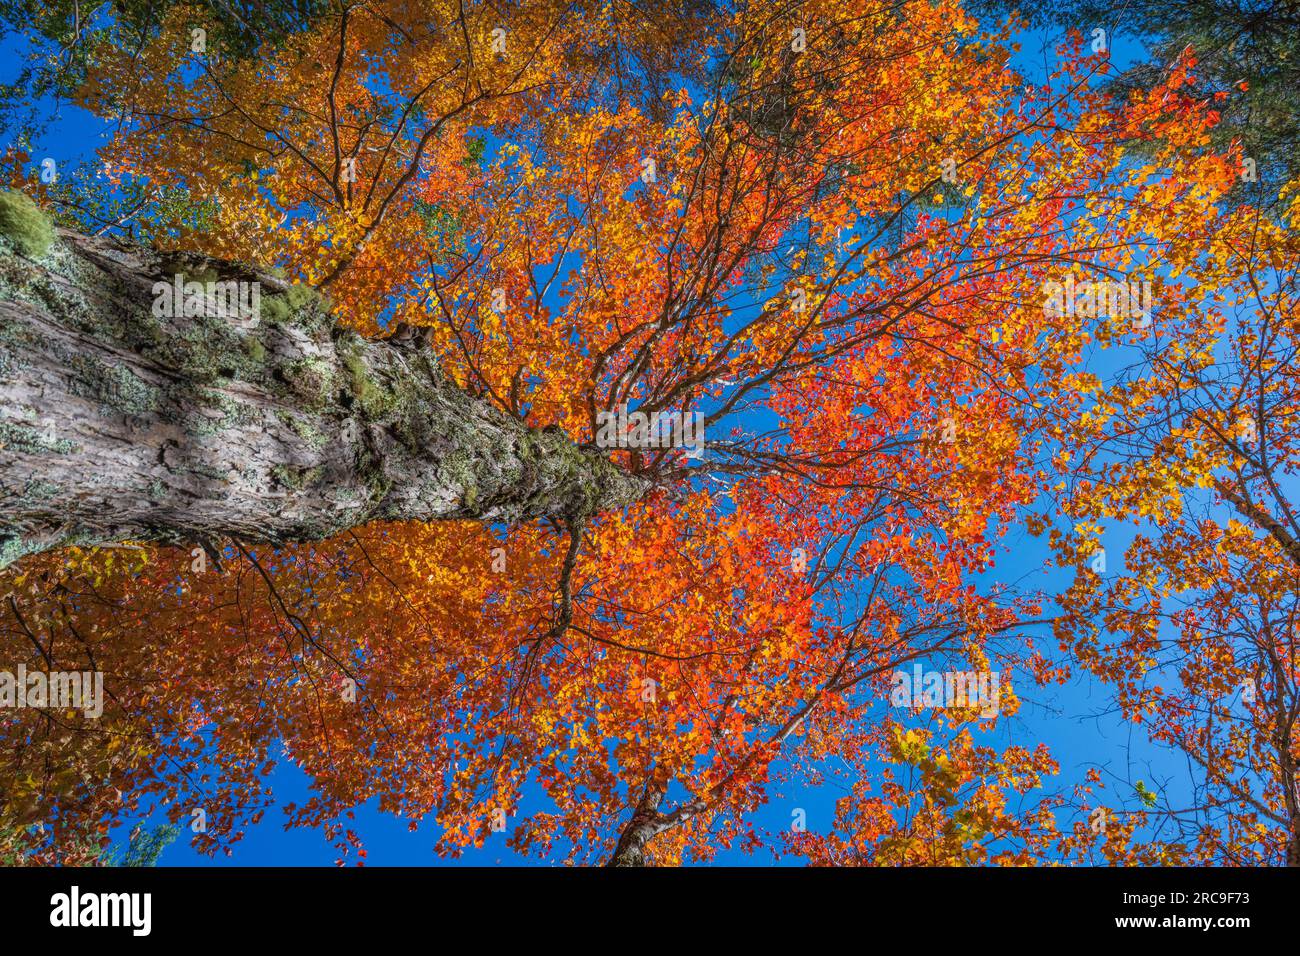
top-left (152, 273), bottom-right (261, 328)
top-left (890, 665), bottom-right (1000, 718)
top-left (595, 403), bottom-right (704, 457)
top-left (1041, 274), bottom-right (1153, 327)
top-left (50, 886), bottom-right (151, 936)
top-left (0, 665), bottom-right (103, 718)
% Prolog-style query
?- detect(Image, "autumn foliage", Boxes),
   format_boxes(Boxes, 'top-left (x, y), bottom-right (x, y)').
top-left (1, 0), bottom-right (1296, 866)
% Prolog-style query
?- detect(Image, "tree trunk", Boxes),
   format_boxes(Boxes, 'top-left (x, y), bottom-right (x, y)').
top-left (607, 782), bottom-right (670, 867)
top-left (0, 226), bottom-right (649, 568)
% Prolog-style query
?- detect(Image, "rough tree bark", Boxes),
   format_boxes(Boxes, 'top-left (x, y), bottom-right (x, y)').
top-left (0, 221), bottom-right (649, 568)
top-left (607, 782), bottom-right (675, 867)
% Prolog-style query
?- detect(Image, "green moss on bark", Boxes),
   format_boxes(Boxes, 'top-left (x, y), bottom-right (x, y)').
top-left (262, 283), bottom-right (329, 330)
top-left (280, 357), bottom-right (335, 408)
top-left (340, 349), bottom-right (396, 419)
top-left (0, 191), bottom-right (54, 258)
top-left (271, 463), bottom-right (323, 490)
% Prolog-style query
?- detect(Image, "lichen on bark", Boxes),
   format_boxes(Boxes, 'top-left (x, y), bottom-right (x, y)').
top-left (0, 221), bottom-right (650, 567)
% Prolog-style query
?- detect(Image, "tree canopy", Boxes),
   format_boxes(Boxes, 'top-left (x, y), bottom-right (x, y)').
top-left (0, 0), bottom-right (1296, 867)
